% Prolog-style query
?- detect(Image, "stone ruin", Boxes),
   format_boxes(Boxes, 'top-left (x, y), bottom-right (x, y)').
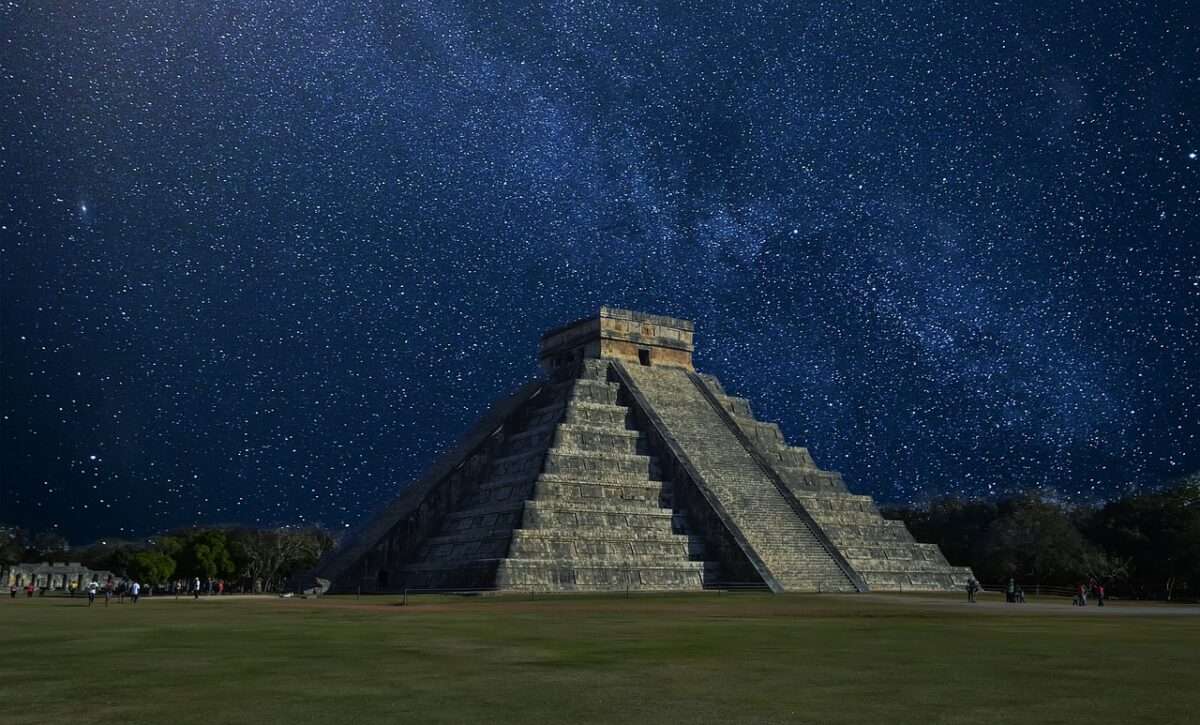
top-left (313, 308), bottom-right (974, 593)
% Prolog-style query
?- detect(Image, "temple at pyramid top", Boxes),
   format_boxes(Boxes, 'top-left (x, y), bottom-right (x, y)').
top-left (309, 307), bottom-right (974, 595)
top-left (539, 307), bottom-right (695, 372)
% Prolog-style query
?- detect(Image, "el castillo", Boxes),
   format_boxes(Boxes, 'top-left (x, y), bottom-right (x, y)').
top-left (314, 307), bottom-right (973, 594)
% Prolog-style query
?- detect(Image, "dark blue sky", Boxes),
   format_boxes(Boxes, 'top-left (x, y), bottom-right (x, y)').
top-left (2, 1), bottom-right (1197, 542)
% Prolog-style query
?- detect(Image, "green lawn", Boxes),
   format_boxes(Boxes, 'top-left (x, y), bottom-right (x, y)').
top-left (1, 592), bottom-right (1196, 724)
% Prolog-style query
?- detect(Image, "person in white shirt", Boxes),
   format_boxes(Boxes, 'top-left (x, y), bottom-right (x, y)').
top-left (130, 581), bottom-right (141, 604)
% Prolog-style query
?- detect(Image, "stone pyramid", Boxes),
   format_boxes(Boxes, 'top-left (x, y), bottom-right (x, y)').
top-left (314, 308), bottom-right (974, 593)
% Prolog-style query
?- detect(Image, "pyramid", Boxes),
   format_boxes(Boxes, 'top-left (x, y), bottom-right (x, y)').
top-left (314, 308), bottom-right (974, 593)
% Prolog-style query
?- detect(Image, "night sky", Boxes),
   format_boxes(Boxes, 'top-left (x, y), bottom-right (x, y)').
top-left (2, 2), bottom-right (1197, 543)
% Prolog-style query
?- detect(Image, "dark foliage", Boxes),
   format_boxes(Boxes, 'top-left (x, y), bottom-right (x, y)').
top-left (884, 480), bottom-right (1199, 599)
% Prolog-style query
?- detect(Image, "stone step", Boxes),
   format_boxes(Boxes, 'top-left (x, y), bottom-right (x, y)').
top-left (577, 359), bottom-right (613, 381)
top-left (525, 401), bottom-right (634, 431)
top-left (839, 543), bottom-right (949, 561)
top-left (763, 447), bottom-right (818, 470)
top-left (822, 523), bottom-right (917, 544)
top-left (518, 525), bottom-right (698, 542)
top-left (845, 557), bottom-right (965, 573)
top-left (861, 571), bottom-right (972, 591)
top-left (804, 512), bottom-right (893, 526)
top-left (715, 395), bottom-right (753, 417)
top-left (553, 424), bottom-right (647, 456)
top-left (731, 417), bottom-right (786, 449)
top-left (500, 426), bottom-right (557, 458)
top-left (543, 449), bottom-right (661, 482)
top-left (563, 401), bottom-right (634, 429)
top-left (460, 477), bottom-right (536, 508)
top-left (467, 470), bottom-right (669, 510)
top-left (526, 402), bottom-right (567, 428)
top-left (489, 448), bottom-right (550, 480)
top-left (439, 502), bottom-right (526, 535)
top-left (530, 476), bottom-right (670, 506)
top-left (508, 530), bottom-right (705, 561)
top-left (791, 493), bottom-right (879, 511)
top-left (495, 559), bottom-right (711, 591)
top-left (417, 532), bottom-right (512, 562)
top-left (779, 468), bottom-right (848, 493)
top-left (565, 379), bottom-right (622, 405)
top-left (523, 502), bottom-right (683, 532)
top-left (525, 498), bottom-right (675, 516)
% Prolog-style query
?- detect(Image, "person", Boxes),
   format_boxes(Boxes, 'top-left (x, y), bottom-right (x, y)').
top-left (25, 583), bottom-right (34, 598)
top-left (193, 576), bottom-right (201, 600)
top-left (130, 580), bottom-right (140, 604)
top-left (8, 583), bottom-right (15, 599)
top-left (1006, 577), bottom-right (1016, 604)
top-left (86, 580), bottom-right (98, 607)
top-left (1074, 582), bottom-right (1087, 606)
top-left (1096, 583), bottom-right (1105, 607)
top-left (1015, 586), bottom-right (1025, 603)
top-left (218, 579), bottom-right (225, 596)
top-left (966, 577), bottom-right (979, 603)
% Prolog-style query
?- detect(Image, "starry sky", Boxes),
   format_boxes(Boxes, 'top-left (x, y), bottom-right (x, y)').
top-left (2, 1), bottom-right (1197, 543)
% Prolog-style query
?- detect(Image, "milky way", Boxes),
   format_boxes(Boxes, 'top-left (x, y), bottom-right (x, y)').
top-left (2, 2), bottom-right (1197, 542)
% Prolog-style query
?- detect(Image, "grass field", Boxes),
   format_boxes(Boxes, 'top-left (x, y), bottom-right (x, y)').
top-left (1, 591), bottom-right (1196, 725)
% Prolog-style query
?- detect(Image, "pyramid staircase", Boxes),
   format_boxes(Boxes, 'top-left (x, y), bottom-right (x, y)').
top-left (618, 363), bottom-right (860, 592)
top-left (695, 376), bottom-right (975, 591)
top-left (398, 359), bottom-right (712, 591)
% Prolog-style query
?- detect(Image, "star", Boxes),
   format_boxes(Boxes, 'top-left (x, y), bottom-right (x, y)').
top-left (1, 1), bottom-right (1195, 541)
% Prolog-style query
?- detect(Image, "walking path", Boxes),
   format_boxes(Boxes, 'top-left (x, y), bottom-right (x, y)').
top-left (843, 592), bottom-right (1200, 616)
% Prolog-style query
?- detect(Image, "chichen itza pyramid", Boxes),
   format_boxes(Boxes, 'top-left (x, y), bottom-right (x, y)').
top-left (314, 308), bottom-right (974, 593)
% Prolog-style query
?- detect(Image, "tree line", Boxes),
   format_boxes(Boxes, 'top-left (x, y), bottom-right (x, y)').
top-left (0, 525), bottom-right (334, 593)
top-left (882, 478), bottom-right (1200, 600)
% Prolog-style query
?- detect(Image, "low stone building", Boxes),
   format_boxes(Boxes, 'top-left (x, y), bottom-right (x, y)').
top-left (3, 562), bottom-right (113, 591)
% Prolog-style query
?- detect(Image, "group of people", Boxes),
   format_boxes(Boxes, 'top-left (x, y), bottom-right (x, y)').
top-left (169, 577), bottom-right (227, 598)
top-left (8, 583), bottom-right (37, 598)
top-left (82, 579), bottom-right (145, 606)
top-left (7, 577), bottom-right (219, 605)
top-left (965, 576), bottom-right (1108, 606)
top-left (1073, 579), bottom-right (1106, 606)
top-left (964, 577), bottom-right (1027, 603)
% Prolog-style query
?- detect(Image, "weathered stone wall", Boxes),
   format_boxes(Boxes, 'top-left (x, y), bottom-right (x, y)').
top-left (540, 307), bottom-right (695, 372)
top-left (4, 562), bottom-right (114, 589)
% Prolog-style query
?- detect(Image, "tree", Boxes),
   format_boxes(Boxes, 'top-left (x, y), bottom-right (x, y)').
top-left (983, 493), bottom-right (1097, 585)
top-left (1084, 480), bottom-right (1200, 599)
top-left (884, 497), bottom-right (998, 572)
top-left (0, 526), bottom-right (28, 567)
top-left (129, 550), bottom-right (176, 585)
top-left (229, 527), bottom-right (334, 592)
top-left (78, 541), bottom-right (140, 576)
top-left (173, 530), bottom-right (236, 581)
top-left (31, 531), bottom-right (69, 560)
